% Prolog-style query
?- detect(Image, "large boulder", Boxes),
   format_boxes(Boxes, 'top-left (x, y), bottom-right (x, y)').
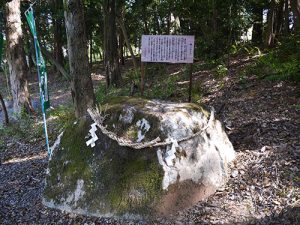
top-left (43, 97), bottom-right (235, 219)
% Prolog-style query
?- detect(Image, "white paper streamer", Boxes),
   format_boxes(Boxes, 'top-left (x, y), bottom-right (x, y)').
top-left (86, 123), bottom-right (98, 148)
top-left (165, 138), bottom-right (178, 166)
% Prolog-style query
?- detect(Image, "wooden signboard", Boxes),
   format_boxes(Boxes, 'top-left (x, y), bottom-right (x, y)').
top-left (141, 35), bottom-right (194, 63)
top-left (140, 35), bottom-right (195, 101)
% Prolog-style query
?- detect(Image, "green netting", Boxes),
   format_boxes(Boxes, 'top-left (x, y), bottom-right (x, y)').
top-left (25, 7), bottom-right (50, 111)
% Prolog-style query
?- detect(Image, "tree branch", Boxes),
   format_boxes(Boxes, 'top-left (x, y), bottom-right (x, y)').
top-left (40, 46), bottom-right (71, 81)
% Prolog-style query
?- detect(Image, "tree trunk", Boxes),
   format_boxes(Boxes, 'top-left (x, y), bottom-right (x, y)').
top-left (140, 2), bottom-right (149, 34)
top-left (64, 0), bottom-right (95, 118)
top-left (89, 33), bottom-right (93, 66)
top-left (284, 0), bottom-right (290, 34)
top-left (212, 0), bottom-right (218, 34)
top-left (117, 17), bottom-right (138, 71)
top-left (103, 0), bottom-right (121, 87)
top-left (252, 4), bottom-right (264, 45)
top-left (265, 0), bottom-right (276, 47)
top-left (0, 92), bottom-right (9, 125)
top-left (5, 0), bottom-right (33, 115)
top-left (40, 46), bottom-right (71, 81)
top-left (119, 32), bottom-right (125, 65)
top-left (291, 0), bottom-right (300, 31)
top-left (142, 15), bottom-right (149, 34)
top-left (273, 0), bottom-right (284, 38)
top-left (99, 49), bottom-right (103, 61)
top-left (26, 39), bottom-right (34, 74)
top-left (23, 27), bottom-right (34, 73)
top-left (53, 0), bottom-right (64, 71)
top-left (167, 7), bottom-right (171, 34)
top-left (154, 4), bottom-right (161, 34)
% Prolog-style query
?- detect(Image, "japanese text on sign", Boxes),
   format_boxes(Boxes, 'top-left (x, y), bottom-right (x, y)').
top-left (141, 35), bottom-right (194, 64)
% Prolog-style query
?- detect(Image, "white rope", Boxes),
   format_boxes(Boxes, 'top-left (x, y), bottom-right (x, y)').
top-left (87, 107), bottom-right (214, 150)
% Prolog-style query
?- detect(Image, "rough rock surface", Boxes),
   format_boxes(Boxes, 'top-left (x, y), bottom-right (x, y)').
top-left (44, 97), bottom-right (235, 219)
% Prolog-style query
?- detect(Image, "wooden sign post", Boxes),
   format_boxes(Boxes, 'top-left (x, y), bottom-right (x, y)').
top-left (140, 62), bottom-right (145, 96)
top-left (188, 64), bottom-right (193, 102)
top-left (141, 35), bottom-right (195, 101)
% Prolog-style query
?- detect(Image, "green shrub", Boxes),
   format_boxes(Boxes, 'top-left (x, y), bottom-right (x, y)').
top-left (191, 80), bottom-right (203, 103)
top-left (96, 82), bottom-right (131, 104)
top-left (230, 43), bottom-right (261, 57)
top-left (124, 69), bottom-right (140, 84)
top-left (145, 63), bottom-right (167, 79)
top-left (242, 34), bottom-right (300, 82)
top-left (293, 104), bottom-right (300, 110)
top-left (146, 74), bottom-right (179, 100)
top-left (194, 58), bottom-right (228, 73)
top-left (0, 116), bottom-right (44, 142)
top-left (49, 105), bottom-right (75, 130)
top-left (95, 83), bottom-right (107, 103)
top-left (214, 64), bottom-right (228, 78)
top-left (250, 53), bottom-right (300, 81)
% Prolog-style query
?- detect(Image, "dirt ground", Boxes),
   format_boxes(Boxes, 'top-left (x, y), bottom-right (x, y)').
top-left (0, 57), bottom-right (299, 224)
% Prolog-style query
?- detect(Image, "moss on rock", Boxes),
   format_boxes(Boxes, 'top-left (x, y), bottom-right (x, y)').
top-left (44, 118), bottom-right (94, 207)
top-left (103, 97), bottom-right (165, 143)
top-left (44, 114), bottom-right (164, 218)
top-left (44, 97), bottom-right (235, 219)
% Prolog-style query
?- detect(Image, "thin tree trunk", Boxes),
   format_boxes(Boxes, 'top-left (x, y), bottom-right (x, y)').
top-left (275, 0), bottom-right (284, 36)
top-left (90, 33), bottom-right (93, 66)
top-left (167, 7), bottom-right (171, 34)
top-left (265, 0), bottom-right (276, 47)
top-left (24, 27), bottom-right (34, 73)
top-left (40, 46), bottom-right (71, 81)
top-left (53, 0), bottom-right (64, 71)
top-left (119, 32), bottom-right (125, 65)
top-left (142, 16), bottom-right (149, 34)
top-left (284, 0), bottom-right (290, 34)
top-left (64, 0), bottom-right (95, 118)
top-left (141, 2), bottom-right (149, 34)
top-left (117, 17), bottom-right (138, 71)
top-left (103, 0), bottom-right (121, 87)
top-left (0, 92), bottom-right (9, 125)
top-left (5, 0), bottom-right (33, 115)
top-left (212, 0), bottom-right (218, 35)
top-left (211, 0), bottom-right (219, 53)
top-left (154, 4), bottom-right (161, 34)
top-left (226, 5), bottom-right (233, 73)
top-left (99, 49), bottom-right (103, 61)
top-left (27, 40), bottom-right (34, 73)
top-left (53, 21), bottom-right (64, 66)
top-left (252, 4), bottom-right (264, 45)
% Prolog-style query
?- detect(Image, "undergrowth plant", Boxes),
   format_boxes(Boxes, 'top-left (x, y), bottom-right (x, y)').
top-left (230, 43), bottom-right (261, 57)
top-left (214, 64), bottom-right (228, 78)
top-left (49, 105), bottom-right (75, 130)
top-left (145, 64), bottom-right (188, 100)
top-left (145, 74), bottom-right (180, 99)
top-left (242, 34), bottom-right (300, 81)
top-left (0, 114), bottom-right (44, 143)
top-left (95, 63), bottom-right (189, 102)
top-left (96, 82), bottom-right (131, 103)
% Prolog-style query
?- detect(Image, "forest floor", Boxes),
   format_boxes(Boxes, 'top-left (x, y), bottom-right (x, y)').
top-left (0, 56), bottom-right (299, 224)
